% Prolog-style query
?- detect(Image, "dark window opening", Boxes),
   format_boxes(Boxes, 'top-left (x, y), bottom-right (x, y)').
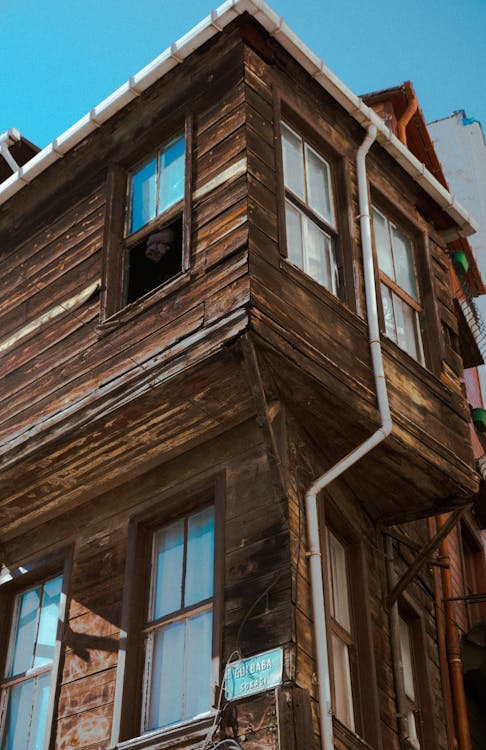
top-left (126, 216), bottom-right (183, 305)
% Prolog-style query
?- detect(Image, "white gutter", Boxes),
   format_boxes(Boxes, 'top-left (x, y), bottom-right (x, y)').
top-left (0, 0), bottom-right (477, 239)
top-left (305, 124), bottom-right (392, 750)
top-left (0, 128), bottom-right (22, 174)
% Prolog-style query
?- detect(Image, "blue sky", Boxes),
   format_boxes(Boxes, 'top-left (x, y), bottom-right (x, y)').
top-left (1, 0), bottom-right (485, 149)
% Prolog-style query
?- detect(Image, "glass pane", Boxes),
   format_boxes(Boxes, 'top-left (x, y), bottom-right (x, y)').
top-left (185, 507), bottom-right (214, 607)
top-left (29, 673), bottom-right (51, 750)
top-left (373, 209), bottom-right (394, 281)
top-left (153, 520), bottom-right (184, 620)
top-left (327, 531), bottom-right (351, 631)
top-left (398, 616), bottom-right (416, 701)
top-left (34, 576), bottom-right (62, 668)
top-left (11, 588), bottom-right (41, 676)
top-left (285, 201), bottom-right (304, 269)
top-left (331, 634), bottom-right (355, 731)
top-left (282, 124), bottom-right (305, 200)
top-left (392, 225), bottom-right (418, 300)
top-left (393, 294), bottom-right (423, 363)
top-left (303, 218), bottom-right (327, 287)
top-left (305, 145), bottom-right (334, 225)
top-left (158, 137), bottom-right (185, 214)
top-left (130, 158), bottom-right (157, 234)
top-left (148, 621), bottom-right (185, 730)
top-left (1, 679), bottom-right (34, 750)
top-left (184, 610), bottom-right (212, 720)
top-left (380, 283), bottom-right (398, 344)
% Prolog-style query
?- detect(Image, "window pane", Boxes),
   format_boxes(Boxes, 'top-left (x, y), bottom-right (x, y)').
top-left (1, 679), bottom-right (34, 750)
top-left (398, 617), bottom-right (416, 701)
top-left (392, 226), bottom-right (418, 300)
top-left (34, 576), bottom-right (62, 668)
top-left (28, 673), bottom-right (51, 750)
top-left (158, 137), bottom-right (185, 214)
top-left (305, 145), bottom-right (334, 226)
top-left (130, 159), bottom-right (157, 234)
top-left (285, 201), bottom-right (304, 269)
top-left (327, 531), bottom-right (351, 632)
top-left (185, 507), bottom-right (214, 607)
top-left (304, 218), bottom-right (328, 288)
top-left (282, 124), bottom-right (305, 200)
top-left (373, 209), bottom-right (394, 281)
top-left (148, 621), bottom-right (185, 730)
top-left (11, 588), bottom-right (41, 676)
top-left (153, 520), bottom-right (184, 619)
top-left (331, 634), bottom-right (355, 731)
top-left (380, 283), bottom-right (398, 344)
top-left (393, 294), bottom-right (423, 363)
top-left (184, 610), bottom-right (212, 719)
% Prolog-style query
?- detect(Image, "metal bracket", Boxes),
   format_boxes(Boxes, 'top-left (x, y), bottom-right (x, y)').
top-left (386, 504), bottom-right (471, 607)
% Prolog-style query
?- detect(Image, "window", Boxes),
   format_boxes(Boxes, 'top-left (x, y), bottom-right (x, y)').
top-left (112, 485), bottom-right (222, 747)
top-left (372, 207), bottom-right (425, 363)
top-left (325, 529), bottom-right (356, 731)
top-left (281, 122), bottom-right (340, 295)
top-left (142, 506), bottom-right (215, 731)
top-left (0, 575), bottom-right (63, 750)
top-left (398, 615), bottom-right (420, 746)
top-left (125, 136), bottom-right (185, 305)
top-left (102, 123), bottom-right (191, 319)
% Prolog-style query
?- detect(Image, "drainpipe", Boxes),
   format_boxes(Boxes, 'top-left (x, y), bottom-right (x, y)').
top-left (305, 123), bottom-right (392, 750)
top-left (437, 514), bottom-right (472, 750)
top-left (396, 83), bottom-right (418, 147)
top-left (0, 129), bottom-right (21, 173)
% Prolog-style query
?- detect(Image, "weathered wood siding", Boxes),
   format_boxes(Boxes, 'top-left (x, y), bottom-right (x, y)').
top-left (243, 38), bottom-right (477, 519)
top-left (2, 419), bottom-right (292, 750)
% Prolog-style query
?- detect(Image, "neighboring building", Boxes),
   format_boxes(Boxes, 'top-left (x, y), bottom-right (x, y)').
top-left (0, 5), bottom-right (484, 750)
top-left (427, 111), bottom-right (486, 750)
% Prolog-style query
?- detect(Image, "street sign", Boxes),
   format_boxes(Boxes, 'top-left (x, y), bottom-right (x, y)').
top-left (224, 647), bottom-right (283, 701)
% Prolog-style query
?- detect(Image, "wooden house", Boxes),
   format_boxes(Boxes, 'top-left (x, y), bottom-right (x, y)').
top-left (0, 3), bottom-right (483, 750)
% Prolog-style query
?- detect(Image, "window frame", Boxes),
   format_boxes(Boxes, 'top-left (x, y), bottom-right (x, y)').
top-left (101, 112), bottom-right (193, 323)
top-left (274, 102), bottom-right (354, 305)
top-left (0, 548), bottom-right (72, 750)
top-left (397, 597), bottom-right (437, 750)
top-left (111, 477), bottom-right (224, 748)
top-left (371, 205), bottom-right (425, 365)
top-left (319, 500), bottom-right (381, 748)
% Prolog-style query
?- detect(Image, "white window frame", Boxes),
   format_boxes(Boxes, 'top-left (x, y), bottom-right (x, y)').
top-left (140, 506), bottom-right (215, 734)
top-left (372, 206), bottom-right (425, 364)
top-left (325, 528), bottom-right (356, 731)
top-left (398, 615), bottom-right (420, 745)
top-left (0, 553), bottom-right (70, 750)
top-left (281, 122), bottom-right (340, 295)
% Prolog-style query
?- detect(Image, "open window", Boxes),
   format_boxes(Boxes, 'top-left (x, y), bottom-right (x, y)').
top-left (281, 122), bottom-right (340, 296)
top-left (102, 118), bottom-right (192, 320)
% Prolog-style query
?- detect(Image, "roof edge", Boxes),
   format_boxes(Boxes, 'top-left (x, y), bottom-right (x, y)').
top-left (0, 0), bottom-right (477, 238)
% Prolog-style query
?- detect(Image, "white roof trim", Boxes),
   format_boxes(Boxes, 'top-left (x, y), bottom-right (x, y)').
top-left (0, 0), bottom-right (477, 238)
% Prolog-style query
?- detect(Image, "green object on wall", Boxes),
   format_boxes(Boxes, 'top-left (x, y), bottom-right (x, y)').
top-left (453, 251), bottom-right (469, 274)
top-left (472, 408), bottom-right (486, 432)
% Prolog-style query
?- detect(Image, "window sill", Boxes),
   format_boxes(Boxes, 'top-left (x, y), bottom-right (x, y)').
top-left (333, 718), bottom-right (377, 750)
top-left (99, 271), bottom-right (190, 334)
top-left (110, 713), bottom-right (216, 750)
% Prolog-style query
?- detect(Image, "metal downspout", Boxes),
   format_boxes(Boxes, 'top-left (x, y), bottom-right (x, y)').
top-left (305, 123), bottom-right (392, 750)
top-left (396, 83), bottom-right (418, 147)
top-left (437, 514), bottom-right (472, 750)
top-left (0, 130), bottom-right (21, 173)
